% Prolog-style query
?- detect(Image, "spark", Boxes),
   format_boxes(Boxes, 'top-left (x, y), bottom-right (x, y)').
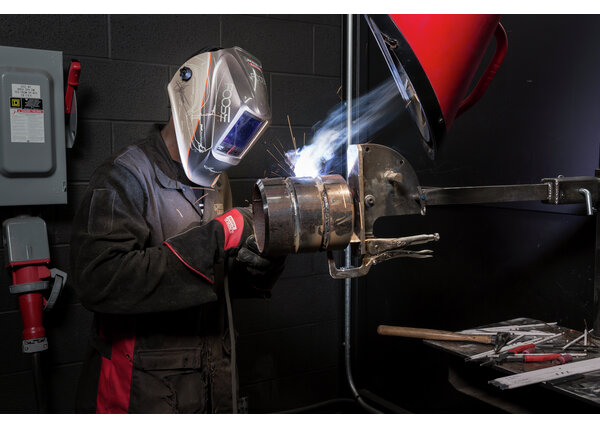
top-left (194, 193), bottom-right (208, 205)
top-left (272, 142), bottom-right (294, 169)
top-left (287, 114), bottom-right (297, 152)
top-left (190, 186), bottom-right (215, 191)
top-left (266, 149), bottom-right (294, 176)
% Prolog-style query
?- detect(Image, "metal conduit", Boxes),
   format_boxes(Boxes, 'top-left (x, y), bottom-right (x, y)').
top-left (344, 14), bottom-right (382, 414)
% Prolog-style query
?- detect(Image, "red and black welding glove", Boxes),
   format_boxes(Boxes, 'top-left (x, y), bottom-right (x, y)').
top-left (163, 207), bottom-right (254, 282)
top-left (214, 207), bottom-right (254, 256)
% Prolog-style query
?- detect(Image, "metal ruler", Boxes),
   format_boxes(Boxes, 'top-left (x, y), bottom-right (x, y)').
top-left (490, 357), bottom-right (600, 390)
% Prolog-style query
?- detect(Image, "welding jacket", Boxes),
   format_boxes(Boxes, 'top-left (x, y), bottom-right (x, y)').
top-left (71, 127), bottom-right (272, 413)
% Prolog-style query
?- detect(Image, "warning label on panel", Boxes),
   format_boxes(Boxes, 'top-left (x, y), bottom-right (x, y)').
top-left (12, 83), bottom-right (41, 99)
top-left (10, 103), bottom-right (45, 143)
top-left (9, 84), bottom-right (45, 143)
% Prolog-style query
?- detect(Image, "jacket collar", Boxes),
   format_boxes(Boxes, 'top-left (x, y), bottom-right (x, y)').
top-left (149, 128), bottom-right (190, 190)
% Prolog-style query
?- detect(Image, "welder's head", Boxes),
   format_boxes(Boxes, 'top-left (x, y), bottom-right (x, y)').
top-left (167, 47), bottom-right (271, 187)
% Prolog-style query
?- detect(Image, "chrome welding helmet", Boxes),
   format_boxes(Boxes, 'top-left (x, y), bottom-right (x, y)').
top-left (167, 46), bottom-right (271, 187)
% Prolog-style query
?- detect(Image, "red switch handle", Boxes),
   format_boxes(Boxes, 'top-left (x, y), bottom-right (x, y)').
top-left (65, 61), bottom-right (81, 114)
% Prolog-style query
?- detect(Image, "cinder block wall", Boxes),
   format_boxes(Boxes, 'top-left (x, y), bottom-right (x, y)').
top-left (0, 14), bottom-right (343, 413)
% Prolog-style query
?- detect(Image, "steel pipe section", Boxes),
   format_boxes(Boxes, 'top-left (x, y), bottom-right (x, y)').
top-left (252, 174), bottom-right (354, 255)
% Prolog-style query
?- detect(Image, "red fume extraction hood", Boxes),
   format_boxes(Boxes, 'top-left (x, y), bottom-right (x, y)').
top-left (365, 14), bottom-right (508, 158)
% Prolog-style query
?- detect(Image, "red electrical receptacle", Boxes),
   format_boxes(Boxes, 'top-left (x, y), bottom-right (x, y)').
top-left (10, 262), bottom-right (51, 347)
top-left (4, 216), bottom-right (66, 354)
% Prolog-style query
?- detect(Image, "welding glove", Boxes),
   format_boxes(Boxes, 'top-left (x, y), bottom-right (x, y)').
top-left (163, 207), bottom-right (254, 283)
top-left (214, 207), bottom-right (254, 256)
top-left (227, 235), bottom-right (287, 298)
top-left (236, 235), bottom-right (286, 276)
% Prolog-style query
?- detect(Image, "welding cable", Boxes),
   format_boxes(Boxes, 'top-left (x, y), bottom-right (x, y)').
top-left (31, 352), bottom-right (48, 413)
top-left (278, 398), bottom-right (357, 414)
top-left (224, 274), bottom-right (238, 413)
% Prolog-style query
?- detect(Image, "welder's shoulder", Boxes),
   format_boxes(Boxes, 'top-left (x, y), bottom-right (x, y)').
top-left (91, 140), bottom-right (155, 189)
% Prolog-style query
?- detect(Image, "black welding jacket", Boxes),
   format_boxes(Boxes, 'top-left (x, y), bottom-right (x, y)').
top-left (71, 128), bottom-right (262, 413)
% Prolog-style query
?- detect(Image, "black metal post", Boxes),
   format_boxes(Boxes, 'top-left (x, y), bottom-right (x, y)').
top-left (593, 165), bottom-right (600, 337)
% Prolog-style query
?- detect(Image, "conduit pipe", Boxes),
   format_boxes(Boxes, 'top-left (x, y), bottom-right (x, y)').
top-left (344, 14), bottom-right (382, 414)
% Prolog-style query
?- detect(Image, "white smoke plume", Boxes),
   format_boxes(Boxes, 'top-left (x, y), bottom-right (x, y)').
top-left (287, 78), bottom-right (405, 177)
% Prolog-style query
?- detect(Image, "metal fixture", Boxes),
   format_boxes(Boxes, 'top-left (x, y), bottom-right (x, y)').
top-left (253, 140), bottom-right (600, 279)
top-left (579, 188), bottom-right (596, 215)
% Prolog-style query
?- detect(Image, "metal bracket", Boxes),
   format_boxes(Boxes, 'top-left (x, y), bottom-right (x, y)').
top-left (45, 268), bottom-right (66, 311)
top-left (9, 281), bottom-right (49, 295)
top-left (327, 233), bottom-right (440, 279)
top-left (541, 176), bottom-right (600, 206)
top-left (8, 268), bottom-right (66, 311)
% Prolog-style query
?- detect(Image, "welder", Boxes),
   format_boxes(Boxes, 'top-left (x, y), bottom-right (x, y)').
top-left (70, 47), bottom-right (284, 413)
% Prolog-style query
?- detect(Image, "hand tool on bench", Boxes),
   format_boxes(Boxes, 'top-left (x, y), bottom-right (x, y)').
top-left (377, 325), bottom-right (511, 351)
top-left (536, 344), bottom-right (599, 352)
top-left (480, 343), bottom-right (536, 366)
top-left (479, 343), bottom-right (580, 366)
top-left (507, 354), bottom-right (574, 364)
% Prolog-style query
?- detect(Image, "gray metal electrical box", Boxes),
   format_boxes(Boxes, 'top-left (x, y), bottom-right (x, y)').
top-left (2, 216), bottom-right (50, 264)
top-left (0, 46), bottom-right (67, 206)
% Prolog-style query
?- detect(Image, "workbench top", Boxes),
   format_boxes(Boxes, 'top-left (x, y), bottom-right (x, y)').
top-left (424, 317), bottom-right (600, 407)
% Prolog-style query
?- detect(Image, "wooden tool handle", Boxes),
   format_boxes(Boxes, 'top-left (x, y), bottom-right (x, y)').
top-left (377, 325), bottom-right (493, 344)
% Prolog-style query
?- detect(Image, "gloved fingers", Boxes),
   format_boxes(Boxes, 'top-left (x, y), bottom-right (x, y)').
top-left (237, 206), bottom-right (253, 224)
top-left (236, 246), bottom-right (272, 269)
top-left (245, 235), bottom-right (261, 254)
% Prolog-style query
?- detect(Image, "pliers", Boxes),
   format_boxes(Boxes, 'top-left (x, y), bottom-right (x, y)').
top-left (481, 343), bottom-right (536, 367)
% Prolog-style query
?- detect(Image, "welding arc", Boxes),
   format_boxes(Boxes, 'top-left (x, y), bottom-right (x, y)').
top-left (377, 325), bottom-right (496, 345)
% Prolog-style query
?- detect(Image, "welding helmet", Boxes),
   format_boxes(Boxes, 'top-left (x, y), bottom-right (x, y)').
top-left (167, 46), bottom-right (271, 187)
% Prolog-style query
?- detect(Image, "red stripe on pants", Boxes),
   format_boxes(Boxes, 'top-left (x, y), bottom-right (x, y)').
top-left (96, 324), bottom-right (135, 413)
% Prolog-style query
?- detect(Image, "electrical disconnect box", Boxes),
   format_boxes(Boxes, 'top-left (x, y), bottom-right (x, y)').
top-left (0, 46), bottom-right (67, 206)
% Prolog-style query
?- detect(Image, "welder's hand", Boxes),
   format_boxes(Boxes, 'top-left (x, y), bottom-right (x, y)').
top-left (236, 235), bottom-right (285, 276)
top-left (215, 207), bottom-right (254, 255)
top-left (163, 207), bottom-right (254, 284)
top-left (228, 235), bottom-right (286, 298)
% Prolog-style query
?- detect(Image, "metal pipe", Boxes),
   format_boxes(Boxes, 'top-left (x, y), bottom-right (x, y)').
top-left (344, 10), bottom-right (358, 402)
top-left (252, 175), bottom-right (353, 255)
top-left (422, 183), bottom-right (551, 206)
top-left (344, 14), bottom-right (382, 414)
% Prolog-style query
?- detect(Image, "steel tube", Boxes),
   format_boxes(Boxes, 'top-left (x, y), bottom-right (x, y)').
top-left (422, 183), bottom-right (551, 206)
top-left (252, 174), bottom-right (354, 255)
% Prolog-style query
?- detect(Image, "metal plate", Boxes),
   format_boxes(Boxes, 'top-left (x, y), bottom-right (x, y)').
top-left (354, 143), bottom-right (423, 238)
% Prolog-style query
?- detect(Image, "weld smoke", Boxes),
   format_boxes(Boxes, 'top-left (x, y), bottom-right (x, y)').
top-left (287, 78), bottom-right (405, 177)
